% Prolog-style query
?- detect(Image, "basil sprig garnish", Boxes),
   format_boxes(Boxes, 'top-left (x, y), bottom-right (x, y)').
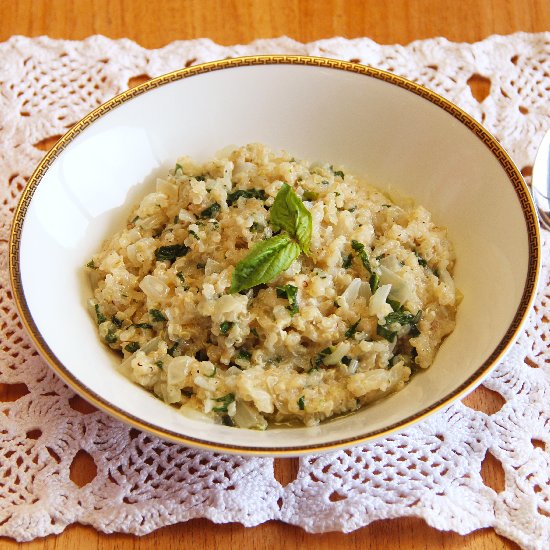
top-left (230, 234), bottom-right (301, 293)
top-left (269, 183), bottom-right (312, 254)
top-left (230, 184), bottom-right (312, 293)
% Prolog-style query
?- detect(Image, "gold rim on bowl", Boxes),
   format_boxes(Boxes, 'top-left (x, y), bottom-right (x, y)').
top-left (9, 55), bottom-right (541, 455)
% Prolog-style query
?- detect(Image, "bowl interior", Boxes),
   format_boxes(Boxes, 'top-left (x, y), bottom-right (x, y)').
top-left (15, 59), bottom-right (538, 455)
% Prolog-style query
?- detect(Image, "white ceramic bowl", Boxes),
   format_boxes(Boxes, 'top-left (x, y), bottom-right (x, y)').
top-left (10, 57), bottom-right (541, 456)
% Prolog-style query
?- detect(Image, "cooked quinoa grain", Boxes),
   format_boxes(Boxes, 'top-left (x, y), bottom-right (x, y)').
top-left (87, 144), bottom-right (457, 429)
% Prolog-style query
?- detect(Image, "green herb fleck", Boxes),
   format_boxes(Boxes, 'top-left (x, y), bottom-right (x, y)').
top-left (134, 323), bottom-right (153, 330)
top-left (331, 166), bottom-right (345, 178)
top-left (212, 393), bottom-right (235, 413)
top-left (124, 342), bottom-right (140, 353)
top-left (387, 299), bottom-right (402, 312)
top-left (384, 310), bottom-right (422, 326)
top-left (131, 216), bottom-right (140, 224)
top-left (345, 319), bottom-right (361, 339)
top-left (206, 365), bottom-right (217, 378)
top-left (86, 260), bottom-right (97, 269)
top-left (369, 272), bottom-right (380, 293)
top-left (195, 175), bottom-right (206, 182)
top-left (150, 309), bottom-right (167, 322)
top-left (219, 321), bottom-right (234, 335)
top-left (415, 251), bottom-right (428, 267)
top-left (155, 361), bottom-right (164, 370)
top-left (227, 188), bottom-right (267, 206)
top-left (167, 342), bottom-right (179, 356)
top-left (311, 346), bottom-right (333, 369)
top-left (175, 163), bottom-right (184, 175)
top-left (94, 304), bottom-right (106, 324)
top-left (302, 191), bottom-right (318, 201)
top-left (341, 356), bottom-right (351, 366)
top-left (200, 203), bottom-right (221, 219)
top-left (351, 240), bottom-right (372, 273)
top-left (342, 253), bottom-right (353, 269)
top-left (276, 284), bottom-right (299, 316)
top-left (377, 324), bottom-right (397, 342)
top-left (155, 244), bottom-right (190, 261)
top-left (176, 272), bottom-right (185, 284)
top-left (238, 349), bottom-right (252, 361)
top-left (105, 328), bottom-right (118, 344)
top-left (189, 229), bottom-right (200, 240)
top-left (298, 396), bottom-right (305, 411)
top-left (111, 315), bottom-right (123, 328)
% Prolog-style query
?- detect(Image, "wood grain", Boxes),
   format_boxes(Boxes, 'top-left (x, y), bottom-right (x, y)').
top-left (1, 0), bottom-right (547, 548)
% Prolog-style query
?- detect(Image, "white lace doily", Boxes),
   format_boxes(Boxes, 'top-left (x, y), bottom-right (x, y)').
top-left (0, 33), bottom-right (549, 549)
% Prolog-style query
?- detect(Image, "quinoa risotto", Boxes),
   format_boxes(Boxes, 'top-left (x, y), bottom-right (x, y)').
top-left (86, 144), bottom-right (458, 429)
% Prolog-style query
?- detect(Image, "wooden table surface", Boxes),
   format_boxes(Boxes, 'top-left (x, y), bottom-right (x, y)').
top-left (1, 1), bottom-right (548, 548)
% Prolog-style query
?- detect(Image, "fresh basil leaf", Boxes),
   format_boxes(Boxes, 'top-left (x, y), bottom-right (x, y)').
top-left (230, 233), bottom-right (300, 293)
top-left (270, 183), bottom-right (312, 254)
top-left (276, 284), bottom-right (299, 315)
